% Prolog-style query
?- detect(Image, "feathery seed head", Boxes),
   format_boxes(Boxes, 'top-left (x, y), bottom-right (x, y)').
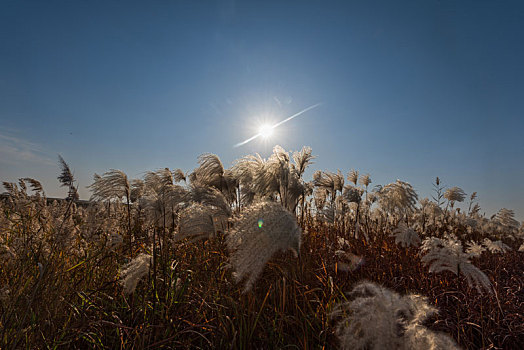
top-left (466, 241), bottom-right (485, 257)
top-left (227, 201), bottom-right (301, 292)
top-left (494, 208), bottom-right (519, 228)
top-left (378, 180), bottom-right (418, 214)
top-left (176, 203), bottom-right (217, 242)
top-left (482, 238), bottom-right (511, 254)
top-left (292, 146), bottom-right (315, 176)
top-left (343, 185), bottom-right (362, 203)
top-left (359, 173), bottom-right (372, 187)
top-left (421, 235), bottom-right (492, 293)
top-left (444, 187), bottom-right (466, 203)
top-left (347, 169), bottom-right (359, 186)
top-left (332, 281), bottom-right (461, 350)
top-left (119, 253), bottom-right (152, 294)
top-left (392, 222), bottom-right (421, 248)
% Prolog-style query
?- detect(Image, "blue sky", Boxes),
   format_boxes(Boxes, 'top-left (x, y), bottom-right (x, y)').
top-left (1, 0), bottom-right (523, 220)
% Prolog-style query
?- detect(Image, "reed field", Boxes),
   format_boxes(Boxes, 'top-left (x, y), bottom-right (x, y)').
top-left (1, 146), bottom-right (523, 349)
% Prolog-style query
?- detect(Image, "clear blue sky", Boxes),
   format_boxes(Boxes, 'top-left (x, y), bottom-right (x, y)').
top-left (1, 0), bottom-right (523, 220)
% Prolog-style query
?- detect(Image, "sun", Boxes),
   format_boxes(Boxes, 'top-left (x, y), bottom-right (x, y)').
top-left (259, 124), bottom-right (274, 139)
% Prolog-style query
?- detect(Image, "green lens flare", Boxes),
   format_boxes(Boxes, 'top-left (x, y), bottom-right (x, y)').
top-left (258, 219), bottom-right (263, 228)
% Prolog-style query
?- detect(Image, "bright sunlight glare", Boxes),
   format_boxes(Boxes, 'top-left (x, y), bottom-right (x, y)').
top-left (234, 103), bottom-right (321, 147)
top-left (259, 124), bottom-right (274, 139)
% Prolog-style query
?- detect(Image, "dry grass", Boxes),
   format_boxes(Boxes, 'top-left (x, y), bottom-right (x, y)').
top-left (1, 153), bottom-right (522, 349)
top-left (1, 213), bottom-right (522, 349)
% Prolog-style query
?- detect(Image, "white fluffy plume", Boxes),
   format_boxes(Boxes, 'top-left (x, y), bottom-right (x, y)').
top-left (226, 201), bottom-right (301, 292)
top-left (119, 253), bottom-right (152, 294)
top-left (331, 281), bottom-right (461, 350)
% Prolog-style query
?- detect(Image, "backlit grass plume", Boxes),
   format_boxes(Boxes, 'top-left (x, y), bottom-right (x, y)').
top-left (176, 203), bottom-right (219, 243)
top-left (465, 241), bottom-right (485, 257)
top-left (331, 281), bottom-right (460, 350)
top-left (226, 201), bottom-right (301, 292)
top-left (232, 146), bottom-right (312, 212)
top-left (420, 235), bottom-right (492, 293)
top-left (313, 170), bottom-right (344, 203)
top-left (392, 221), bottom-right (421, 248)
top-left (444, 187), bottom-right (466, 210)
top-left (89, 169), bottom-right (133, 251)
top-left (377, 180), bottom-right (418, 217)
top-left (292, 146), bottom-right (315, 176)
top-left (190, 153), bottom-right (238, 207)
top-left (482, 238), bottom-right (511, 254)
top-left (493, 208), bottom-right (519, 229)
top-left (119, 253), bottom-right (152, 294)
top-left (57, 155), bottom-right (79, 200)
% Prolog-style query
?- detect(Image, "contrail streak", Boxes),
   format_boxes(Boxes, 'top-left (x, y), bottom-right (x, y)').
top-left (234, 103), bottom-right (322, 147)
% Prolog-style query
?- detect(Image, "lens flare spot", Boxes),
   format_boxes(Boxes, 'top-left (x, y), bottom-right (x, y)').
top-left (258, 219), bottom-right (264, 228)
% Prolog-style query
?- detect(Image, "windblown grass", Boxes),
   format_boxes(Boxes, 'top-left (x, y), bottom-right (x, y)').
top-left (1, 215), bottom-right (522, 349)
top-left (1, 150), bottom-right (523, 349)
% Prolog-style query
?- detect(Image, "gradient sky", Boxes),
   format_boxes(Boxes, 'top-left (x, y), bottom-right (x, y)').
top-left (1, 0), bottom-right (523, 220)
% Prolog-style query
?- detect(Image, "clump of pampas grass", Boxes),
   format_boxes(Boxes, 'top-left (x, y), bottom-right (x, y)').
top-left (226, 201), bottom-right (301, 292)
top-left (331, 281), bottom-right (461, 350)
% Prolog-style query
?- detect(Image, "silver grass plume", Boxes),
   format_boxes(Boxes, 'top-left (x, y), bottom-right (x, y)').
top-left (179, 184), bottom-right (231, 240)
top-left (378, 180), bottom-right (418, 215)
top-left (319, 202), bottom-right (336, 224)
top-left (271, 144), bottom-right (289, 162)
top-left (119, 253), bottom-right (152, 294)
top-left (420, 235), bottom-right (492, 293)
top-left (283, 168), bottom-right (307, 212)
top-left (189, 184), bottom-right (232, 218)
top-left (313, 170), bottom-right (344, 201)
top-left (21, 178), bottom-right (44, 196)
top-left (89, 169), bottom-right (130, 202)
top-left (343, 185), bottom-right (365, 239)
top-left (267, 146), bottom-right (297, 211)
top-left (347, 169), bottom-right (359, 186)
top-left (172, 168), bottom-right (186, 183)
top-left (331, 281), bottom-right (460, 350)
top-left (143, 169), bottom-right (188, 227)
top-left (88, 169), bottom-right (133, 249)
top-left (18, 178), bottom-right (27, 193)
top-left (292, 146), bottom-right (315, 176)
top-left (482, 238), bottom-right (511, 254)
top-left (469, 203), bottom-right (481, 216)
top-left (392, 222), bottom-right (421, 248)
top-left (343, 185), bottom-right (362, 203)
top-left (194, 153), bottom-right (225, 187)
top-left (359, 173), bottom-right (372, 188)
top-left (2, 181), bottom-right (18, 196)
top-left (334, 170), bottom-right (345, 193)
top-left (314, 187), bottom-right (328, 211)
top-left (130, 179), bottom-right (145, 203)
top-left (465, 241), bottom-right (485, 257)
top-left (231, 153), bottom-right (267, 207)
top-left (444, 187), bottom-right (466, 203)
top-left (233, 153), bottom-right (275, 202)
top-left (226, 201), bottom-right (301, 292)
top-left (145, 168), bottom-right (174, 189)
top-left (57, 155), bottom-right (79, 200)
top-left (403, 313), bottom-right (462, 350)
top-left (191, 153), bottom-right (238, 206)
top-left (176, 203), bottom-right (217, 243)
top-left (467, 192), bottom-right (479, 215)
top-left (233, 146), bottom-right (310, 212)
top-left (494, 208), bottom-right (519, 229)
